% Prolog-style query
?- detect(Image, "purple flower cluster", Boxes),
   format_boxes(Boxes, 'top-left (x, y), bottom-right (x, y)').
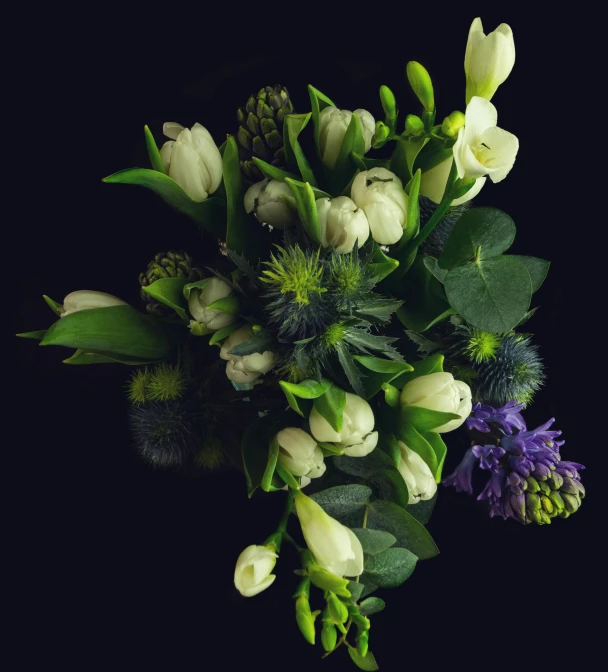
top-left (444, 402), bottom-right (585, 525)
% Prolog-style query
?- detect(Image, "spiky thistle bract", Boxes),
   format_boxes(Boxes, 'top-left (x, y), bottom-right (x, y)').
top-left (463, 329), bottom-right (501, 364)
top-left (127, 368), bottom-right (151, 404)
top-left (147, 363), bottom-right (187, 401)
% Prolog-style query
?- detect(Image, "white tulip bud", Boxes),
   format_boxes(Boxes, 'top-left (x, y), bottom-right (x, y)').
top-left (220, 326), bottom-right (276, 385)
top-left (234, 544), bottom-right (278, 597)
top-left (294, 492), bottom-right (364, 578)
top-left (318, 106), bottom-right (375, 168)
top-left (453, 97), bottom-right (519, 184)
top-left (396, 440), bottom-right (437, 504)
top-left (277, 428), bottom-right (326, 479)
top-left (400, 372), bottom-right (472, 433)
top-left (60, 291), bottom-right (127, 318)
top-left (420, 158), bottom-right (486, 206)
top-left (351, 168), bottom-right (407, 245)
top-left (309, 393), bottom-right (378, 457)
top-left (159, 122), bottom-right (223, 202)
top-left (316, 196), bottom-right (370, 254)
top-left (244, 178), bottom-right (297, 229)
top-left (187, 278), bottom-right (237, 332)
top-left (465, 18), bottom-right (515, 104)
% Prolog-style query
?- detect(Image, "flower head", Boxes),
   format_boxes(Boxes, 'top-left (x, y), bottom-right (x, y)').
top-left (234, 544), bottom-right (278, 597)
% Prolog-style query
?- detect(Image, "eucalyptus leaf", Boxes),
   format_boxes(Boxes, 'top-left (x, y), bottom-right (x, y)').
top-left (313, 384), bottom-right (346, 433)
top-left (423, 256), bottom-right (448, 283)
top-left (510, 255), bottom-right (550, 292)
top-left (309, 485), bottom-right (372, 523)
top-left (406, 491), bottom-right (437, 525)
top-left (361, 547), bottom-right (418, 588)
top-left (348, 648), bottom-right (379, 671)
top-left (351, 528), bottom-right (396, 555)
top-left (228, 331), bottom-right (276, 356)
top-left (358, 597), bottom-right (386, 616)
top-left (142, 277), bottom-right (189, 320)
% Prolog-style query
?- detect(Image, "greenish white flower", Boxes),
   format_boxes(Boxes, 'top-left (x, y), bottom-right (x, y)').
top-left (400, 372), bottom-right (472, 433)
top-left (234, 544), bottom-right (278, 597)
top-left (60, 291), bottom-right (127, 318)
top-left (465, 17), bottom-right (515, 104)
top-left (244, 178), bottom-right (297, 229)
top-left (420, 158), bottom-right (486, 205)
top-left (220, 326), bottom-right (276, 384)
top-left (316, 196), bottom-right (370, 253)
top-left (188, 278), bottom-right (236, 332)
top-left (396, 440), bottom-right (437, 504)
top-left (309, 393), bottom-right (378, 457)
top-left (159, 122), bottom-right (223, 202)
top-left (277, 428), bottom-right (326, 479)
top-left (351, 168), bottom-right (407, 245)
top-left (318, 106), bottom-right (375, 168)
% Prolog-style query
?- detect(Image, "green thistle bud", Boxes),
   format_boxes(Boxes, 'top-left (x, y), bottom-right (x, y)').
top-left (147, 363), bottom-right (187, 401)
top-left (357, 631), bottom-right (370, 658)
top-left (321, 607), bottom-right (338, 652)
top-left (441, 110), bottom-right (465, 138)
top-left (406, 61), bottom-right (435, 113)
top-left (405, 114), bottom-right (425, 136)
top-left (139, 251), bottom-right (202, 316)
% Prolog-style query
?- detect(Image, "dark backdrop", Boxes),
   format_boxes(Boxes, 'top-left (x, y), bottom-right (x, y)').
top-left (12, 9), bottom-right (594, 671)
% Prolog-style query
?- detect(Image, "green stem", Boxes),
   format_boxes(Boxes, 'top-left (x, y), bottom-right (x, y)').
top-left (277, 492), bottom-right (294, 533)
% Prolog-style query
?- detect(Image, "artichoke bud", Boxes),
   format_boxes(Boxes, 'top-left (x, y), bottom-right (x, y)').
top-left (139, 250), bottom-right (202, 316)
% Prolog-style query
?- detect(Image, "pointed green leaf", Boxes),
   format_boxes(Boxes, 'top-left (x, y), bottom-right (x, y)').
top-left (377, 432), bottom-right (401, 467)
top-left (142, 277), bottom-right (189, 320)
top-left (423, 255), bottom-right (448, 283)
top-left (330, 112), bottom-right (365, 195)
top-left (361, 547), bottom-right (417, 588)
top-left (261, 435), bottom-right (280, 492)
top-left (313, 383), bottom-right (346, 433)
top-left (348, 648), bottom-right (379, 671)
top-left (43, 295), bottom-right (63, 315)
top-left (144, 125), bottom-right (166, 174)
top-left (396, 419), bottom-right (438, 475)
top-left (392, 353), bottom-right (444, 389)
top-left (367, 242), bottom-right (400, 282)
top-left (351, 529), bottom-right (396, 555)
top-left (352, 356), bottom-right (414, 400)
top-left (336, 342), bottom-right (366, 398)
top-left (399, 406), bottom-right (460, 434)
top-left (424, 431), bottom-right (447, 482)
top-left (62, 349), bottom-right (161, 365)
top-left (228, 330), bottom-right (275, 356)
top-left (284, 178), bottom-right (321, 244)
top-left (308, 85), bottom-right (335, 151)
top-left (252, 157), bottom-right (299, 182)
top-left (206, 294), bottom-right (240, 315)
top-left (280, 378), bottom-right (332, 417)
top-left (16, 330), bottom-right (47, 340)
top-left (283, 113), bottom-right (317, 185)
top-left (208, 323), bottom-right (239, 346)
top-left (392, 136), bottom-right (429, 182)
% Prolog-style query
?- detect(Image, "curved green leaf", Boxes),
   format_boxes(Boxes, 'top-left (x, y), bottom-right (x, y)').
top-left (348, 648), bottom-right (379, 671)
top-left (142, 277), bottom-right (189, 320)
top-left (284, 178), bottom-right (321, 243)
top-left (361, 547), bottom-right (417, 588)
top-left (16, 330), bottom-right (47, 340)
top-left (283, 113), bottom-right (317, 185)
top-left (510, 255), bottom-right (550, 292)
top-left (308, 85), bottom-right (335, 151)
top-left (424, 431), bottom-right (447, 482)
top-left (392, 353), bottom-right (444, 389)
top-left (358, 597), bottom-right (386, 616)
top-left (330, 112), bottom-right (365, 194)
top-left (279, 378), bottom-right (331, 417)
top-left (396, 419), bottom-right (438, 475)
top-left (43, 295), bottom-right (63, 315)
top-left (399, 406), bottom-right (460, 434)
top-left (351, 529), bottom-right (396, 555)
top-left (313, 383), bottom-right (346, 433)
top-left (144, 125), bottom-right (166, 174)
top-left (62, 349), bottom-right (161, 365)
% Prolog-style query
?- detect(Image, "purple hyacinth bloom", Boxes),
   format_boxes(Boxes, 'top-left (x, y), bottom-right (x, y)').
top-left (477, 469), bottom-right (507, 519)
top-left (442, 448), bottom-right (477, 495)
top-left (472, 444), bottom-right (506, 471)
top-left (466, 401), bottom-right (527, 435)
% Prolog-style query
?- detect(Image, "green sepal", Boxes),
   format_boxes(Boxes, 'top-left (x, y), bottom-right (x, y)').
top-left (208, 323), bottom-right (239, 346)
top-left (206, 294), bottom-right (240, 315)
top-left (313, 383), bottom-right (346, 433)
top-left (367, 242), bottom-right (400, 282)
top-left (424, 431), bottom-right (447, 482)
top-left (382, 383), bottom-right (400, 408)
top-left (144, 125), bottom-right (166, 174)
top-left (142, 277), bottom-right (189, 321)
top-left (43, 295), bottom-right (63, 315)
top-left (284, 178), bottom-right (321, 244)
top-left (279, 378), bottom-right (332, 417)
top-left (16, 330), bottom-right (47, 340)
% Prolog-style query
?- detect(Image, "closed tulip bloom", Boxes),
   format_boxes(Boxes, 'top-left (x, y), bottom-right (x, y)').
top-left (351, 168), bottom-right (407, 245)
top-left (316, 196), bottom-right (370, 253)
top-left (60, 291), bottom-right (127, 318)
top-left (453, 97), bottom-right (519, 184)
top-left (244, 178), bottom-right (297, 229)
top-left (234, 544), bottom-right (278, 597)
top-left (277, 428), bottom-right (326, 479)
top-left (159, 122), bottom-right (223, 202)
top-left (318, 107), bottom-right (375, 168)
top-left (396, 440), bottom-right (438, 504)
top-left (420, 158), bottom-right (486, 205)
top-left (220, 326), bottom-right (276, 385)
top-left (309, 393), bottom-right (378, 457)
top-left (294, 493), bottom-right (363, 578)
top-left (400, 372), bottom-right (472, 433)
top-left (188, 278), bottom-right (236, 332)
top-left (465, 18), bottom-right (515, 104)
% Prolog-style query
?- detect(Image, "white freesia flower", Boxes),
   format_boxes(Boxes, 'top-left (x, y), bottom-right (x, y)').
top-left (420, 158), bottom-right (486, 206)
top-left (351, 168), bottom-right (407, 245)
top-left (309, 393), bottom-right (378, 457)
top-left (220, 326), bottom-right (276, 385)
top-left (277, 428), bottom-right (326, 479)
top-left (188, 278), bottom-right (236, 332)
top-left (60, 291), bottom-right (127, 318)
top-left (400, 372), bottom-right (472, 433)
top-left (159, 122), bottom-right (223, 202)
top-left (234, 544), bottom-right (278, 597)
top-left (244, 178), bottom-right (297, 229)
top-left (396, 440), bottom-right (437, 504)
top-left (465, 17), bottom-right (515, 104)
top-left (316, 196), bottom-right (370, 253)
top-left (294, 493), bottom-right (363, 578)
top-left (453, 97), bottom-right (519, 184)
top-left (318, 106), bottom-right (375, 168)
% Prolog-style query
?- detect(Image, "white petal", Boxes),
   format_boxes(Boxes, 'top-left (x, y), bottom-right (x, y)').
top-left (309, 407), bottom-right (342, 443)
top-left (365, 201), bottom-right (404, 245)
top-left (479, 126), bottom-right (519, 183)
top-left (226, 360), bottom-right (259, 384)
top-left (463, 97), bottom-right (498, 145)
top-left (163, 122), bottom-right (185, 140)
top-left (168, 139), bottom-right (209, 202)
top-left (244, 179), bottom-right (267, 213)
top-left (159, 141), bottom-right (174, 173)
top-left (343, 431), bottom-right (378, 457)
top-left (400, 372), bottom-right (454, 405)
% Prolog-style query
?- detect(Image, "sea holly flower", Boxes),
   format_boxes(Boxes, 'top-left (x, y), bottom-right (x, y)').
top-left (318, 106), bottom-right (375, 168)
top-left (219, 326), bottom-right (276, 385)
top-left (234, 544), bottom-right (279, 597)
top-left (188, 278), bottom-right (237, 332)
top-left (396, 440), bottom-right (438, 504)
top-left (244, 178), bottom-right (298, 229)
top-left (59, 291), bottom-right (127, 318)
top-left (316, 196), bottom-right (370, 254)
top-left (276, 428), bottom-right (326, 479)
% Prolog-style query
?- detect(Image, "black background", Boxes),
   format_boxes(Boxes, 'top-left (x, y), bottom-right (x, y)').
top-left (11, 8), bottom-right (596, 670)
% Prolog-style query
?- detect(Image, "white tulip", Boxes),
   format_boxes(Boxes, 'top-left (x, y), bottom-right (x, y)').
top-left (309, 393), bottom-right (378, 457)
top-left (453, 97), bottom-right (519, 184)
top-left (220, 326), bottom-right (276, 385)
top-left (234, 544), bottom-right (278, 597)
top-left (396, 440), bottom-right (437, 504)
top-left (159, 122), bottom-right (223, 202)
top-left (351, 168), bottom-right (407, 245)
top-left (400, 372), bottom-right (472, 433)
top-left (316, 196), bottom-right (370, 253)
top-left (244, 178), bottom-right (297, 229)
top-left (277, 428), bottom-right (326, 479)
top-left (294, 493), bottom-right (363, 578)
top-left (188, 278), bottom-right (236, 332)
top-left (420, 158), bottom-right (486, 206)
top-left (465, 18), bottom-right (516, 104)
top-left (60, 291), bottom-right (127, 318)
top-left (318, 106), bottom-right (375, 168)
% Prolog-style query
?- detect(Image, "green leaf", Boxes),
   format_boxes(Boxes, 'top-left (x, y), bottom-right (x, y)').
top-left (283, 113), bottom-right (317, 185)
top-left (348, 648), bottom-right (379, 671)
top-left (228, 331), bottom-right (275, 356)
top-left (142, 277), bottom-right (189, 320)
top-left (102, 169), bottom-right (226, 239)
top-left (336, 342), bottom-right (366, 398)
top-left (208, 323), bottom-right (239, 346)
top-left (392, 353), bottom-right (444, 389)
top-left (351, 529), bottom-right (396, 555)
top-left (406, 492), bottom-right (437, 525)
top-left (309, 485), bottom-right (372, 523)
top-left (361, 547), bottom-right (418, 588)
top-left (353, 356), bottom-right (413, 375)
top-left (423, 256), bottom-right (448, 283)
top-left (144, 125), bottom-right (166, 174)
top-left (16, 330), bottom-right (47, 340)
top-left (40, 306), bottom-right (172, 360)
top-left (261, 435), bottom-right (280, 492)
top-left (391, 136), bottom-right (429, 182)
top-left (367, 242), bottom-right (400, 282)
top-left (62, 349), bottom-right (161, 366)
top-left (313, 383), bottom-right (346, 433)
top-left (43, 295), bottom-right (63, 315)
top-left (182, 278), bottom-right (211, 301)
top-left (351, 153), bottom-right (391, 171)
top-left (330, 112), bottom-right (365, 194)
top-left (347, 581), bottom-right (365, 604)
top-left (358, 597), bottom-right (386, 616)
top-left (366, 499), bottom-right (439, 559)
top-left (439, 207), bottom-right (516, 269)
top-left (377, 432), bottom-right (401, 467)
top-left (279, 378), bottom-right (332, 417)
top-left (444, 256), bottom-right (532, 333)
top-left (354, 299), bottom-right (404, 324)
top-left (206, 295), bottom-right (239, 314)
top-left (424, 431), bottom-right (447, 482)
top-left (343, 331), bottom-right (401, 360)
top-left (396, 418), bottom-right (438, 475)
top-left (413, 141), bottom-right (453, 173)
top-left (399, 168), bottom-right (421, 247)
top-left (284, 178), bottom-right (321, 244)
top-left (308, 85), bottom-right (335, 151)
top-left (399, 406), bottom-right (460, 433)
top-left (252, 157), bottom-right (299, 182)
top-left (510, 255), bottom-right (550, 292)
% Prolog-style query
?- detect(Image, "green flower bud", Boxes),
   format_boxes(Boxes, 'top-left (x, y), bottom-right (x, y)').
top-left (541, 495), bottom-right (554, 514)
top-left (526, 506), bottom-right (543, 525)
top-left (539, 509), bottom-right (552, 525)
top-left (538, 481), bottom-right (551, 496)
top-left (295, 593), bottom-right (316, 645)
top-left (327, 592), bottom-right (349, 624)
top-left (405, 114), bottom-right (425, 136)
top-left (548, 472), bottom-right (564, 490)
top-left (372, 121), bottom-right (391, 148)
top-left (526, 476), bottom-right (540, 493)
top-left (562, 492), bottom-right (581, 513)
top-left (379, 85), bottom-right (397, 119)
top-left (321, 607), bottom-right (338, 652)
top-left (441, 110), bottom-right (465, 138)
top-left (526, 493), bottom-right (542, 511)
top-left (548, 490), bottom-right (565, 511)
top-left (307, 565), bottom-right (351, 598)
top-left (357, 631), bottom-right (370, 658)
top-left (406, 61), bottom-right (435, 113)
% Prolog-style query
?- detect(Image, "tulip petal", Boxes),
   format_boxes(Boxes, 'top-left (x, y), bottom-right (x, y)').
top-left (163, 122), bottom-right (185, 140)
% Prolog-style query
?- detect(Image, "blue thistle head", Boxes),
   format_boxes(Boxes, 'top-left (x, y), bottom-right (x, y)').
top-left (420, 195), bottom-right (469, 257)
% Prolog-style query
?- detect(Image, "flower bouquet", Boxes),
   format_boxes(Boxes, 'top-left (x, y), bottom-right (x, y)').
top-left (18, 17), bottom-right (585, 670)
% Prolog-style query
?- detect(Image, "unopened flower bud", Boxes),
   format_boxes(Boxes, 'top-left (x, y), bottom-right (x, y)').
top-left (372, 121), bottom-right (391, 148)
top-left (379, 85), bottom-right (397, 120)
top-left (321, 607), bottom-right (338, 652)
top-left (357, 630), bottom-right (370, 658)
top-left (327, 592), bottom-right (349, 624)
top-left (441, 110), bottom-right (465, 138)
top-left (405, 114), bottom-right (425, 136)
top-left (406, 61), bottom-right (435, 112)
top-left (307, 565), bottom-right (352, 597)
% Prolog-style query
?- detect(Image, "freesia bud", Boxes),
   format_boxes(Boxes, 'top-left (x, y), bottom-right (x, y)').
top-left (159, 122), bottom-right (222, 202)
top-left (244, 178), bottom-right (297, 229)
top-left (316, 196), bottom-right (370, 254)
top-left (234, 544), bottom-right (278, 597)
top-left (400, 372), bottom-right (472, 433)
top-left (396, 440), bottom-right (438, 503)
top-left (441, 110), bottom-right (465, 138)
top-left (307, 565), bottom-right (351, 597)
top-left (318, 106), bottom-right (375, 168)
top-left (295, 492), bottom-right (364, 578)
top-left (309, 393), bottom-right (378, 457)
top-left (60, 291), bottom-right (127, 318)
top-left (420, 158), bottom-right (486, 206)
top-left (277, 428), bottom-right (326, 480)
top-left (379, 85), bottom-right (397, 120)
top-left (220, 326), bottom-right (276, 385)
top-left (188, 278), bottom-right (237, 332)
top-left (405, 114), bottom-right (425, 136)
top-left (326, 592), bottom-right (349, 624)
top-left (351, 168), bottom-right (408, 245)
top-left (465, 18), bottom-right (515, 104)
top-left (321, 608), bottom-right (338, 652)
top-left (406, 61), bottom-right (435, 112)
top-left (372, 121), bottom-right (391, 148)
